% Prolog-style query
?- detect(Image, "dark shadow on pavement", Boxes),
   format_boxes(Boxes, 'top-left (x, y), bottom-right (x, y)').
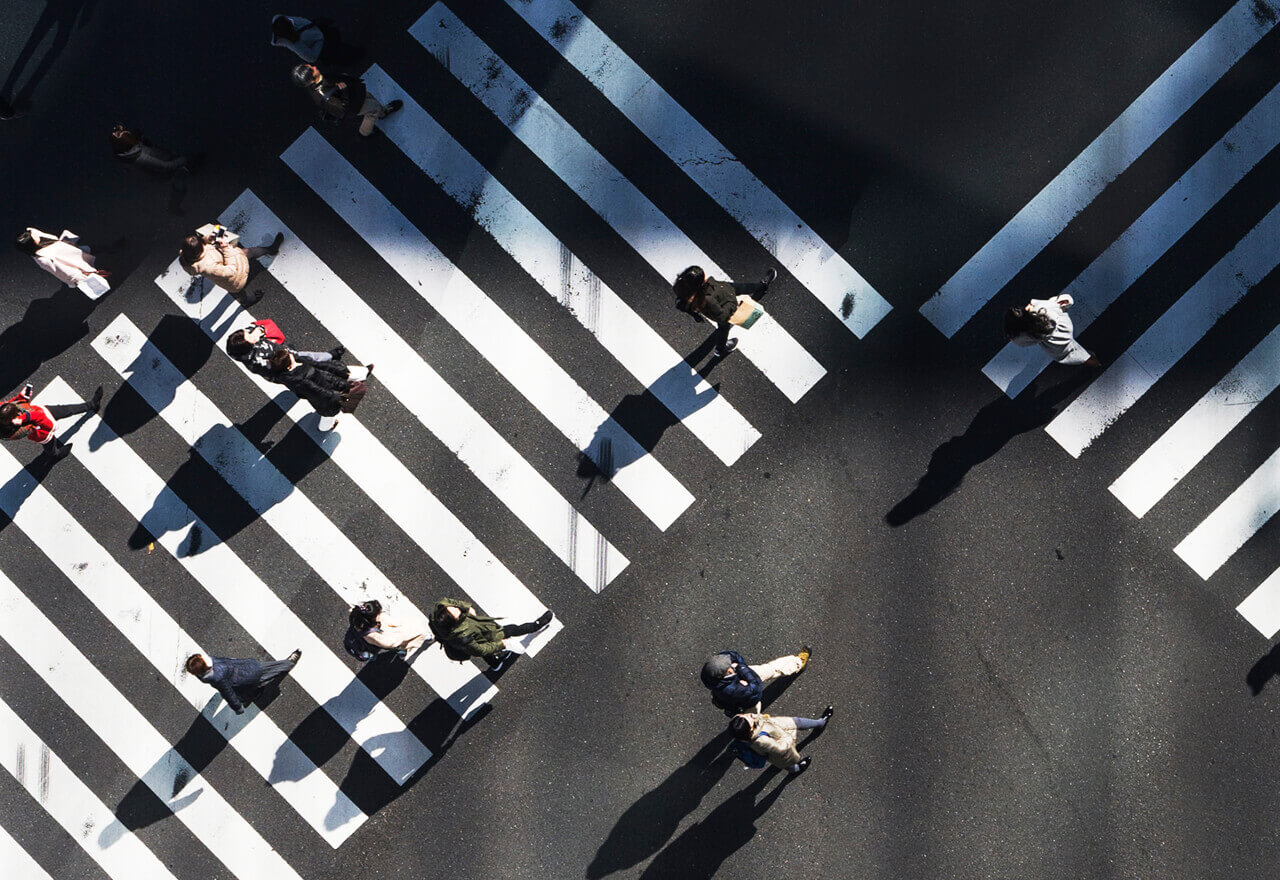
top-left (587, 733), bottom-right (734, 879)
top-left (638, 766), bottom-right (794, 879)
top-left (0, 286), bottom-right (94, 400)
top-left (0, 0), bottom-right (98, 114)
top-left (1247, 642), bottom-right (1280, 696)
top-left (885, 375), bottom-right (1088, 526)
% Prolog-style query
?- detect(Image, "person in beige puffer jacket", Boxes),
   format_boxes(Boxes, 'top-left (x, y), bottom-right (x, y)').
top-left (179, 226), bottom-right (283, 304)
top-left (730, 706), bottom-right (833, 775)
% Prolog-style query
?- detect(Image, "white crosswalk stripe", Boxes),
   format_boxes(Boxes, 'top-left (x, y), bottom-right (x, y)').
top-left (500, 0), bottom-right (893, 339)
top-left (282, 128), bottom-right (695, 530)
top-left (41, 377), bottom-right (433, 785)
top-left (91, 314), bottom-right (500, 715)
top-left (411, 4), bottom-right (826, 403)
top-left (0, 821), bottom-right (55, 880)
top-left (0, 570), bottom-right (304, 880)
top-left (920, 0), bottom-right (1280, 337)
top-left (0, 694), bottom-right (178, 880)
top-left (1237, 565), bottom-right (1280, 638)
top-left (155, 238), bottom-right (563, 659)
top-left (362, 64), bottom-right (762, 467)
top-left (1174, 447), bottom-right (1280, 580)
top-left (0, 430), bottom-right (365, 847)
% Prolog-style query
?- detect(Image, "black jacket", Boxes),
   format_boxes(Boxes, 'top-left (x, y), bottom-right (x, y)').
top-left (281, 360), bottom-right (350, 415)
top-left (200, 657), bottom-right (266, 714)
top-left (311, 74), bottom-right (367, 121)
top-left (695, 279), bottom-right (739, 324)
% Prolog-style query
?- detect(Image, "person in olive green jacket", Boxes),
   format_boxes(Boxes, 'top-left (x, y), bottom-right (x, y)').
top-left (429, 598), bottom-right (553, 672)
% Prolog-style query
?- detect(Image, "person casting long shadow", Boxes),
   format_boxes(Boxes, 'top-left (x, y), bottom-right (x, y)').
top-left (885, 377), bottom-right (1086, 526)
top-left (587, 733), bottom-right (735, 878)
top-left (638, 766), bottom-right (794, 879)
top-left (0, 0), bottom-right (99, 118)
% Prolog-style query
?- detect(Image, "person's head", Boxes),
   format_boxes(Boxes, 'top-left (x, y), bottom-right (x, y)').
top-left (729, 715), bottom-right (755, 740)
top-left (701, 652), bottom-right (737, 683)
top-left (292, 63), bottom-right (322, 89)
top-left (674, 265), bottom-right (706, 300)
top-left (185, 653), bottom-right (211, 676)
top-left (1004, 304), bottom-right (1055, 340)
top-left (109, 123), bottom-right (140, 154)
top-left (225, 324), bottom-right (266, 357)
top-left (179, 234), bottom-right (204, 264)
top-left (0, 402), bottom-right (22, 434)
top-left (271, 16), bottom-right (300, 41)
top-left (431, 603), bottom-right (463, 625)
top-left (349, 600), bottom-right (382, 632)
top-left (14, 228), bottom-right (43, 256)
top-left (267, 349), bottom-right (295, 374)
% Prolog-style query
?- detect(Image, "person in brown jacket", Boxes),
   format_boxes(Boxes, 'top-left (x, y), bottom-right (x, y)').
top-left (179, 225), bottom-right (283, 305)
top-left (729, 707), bottom-right (833, 775)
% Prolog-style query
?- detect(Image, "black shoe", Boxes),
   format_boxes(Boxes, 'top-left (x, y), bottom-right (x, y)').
top-left (713, 338), bottom-right (738, 358)
top-left (365, 363), bottom-right (374, 376)
top-left (383, 99), bottom-right (403, 117)
top-left (761, 267), bottom-right (778, 288)
top-left (267, 232), bottom-right (284, 256)
top-left (820, 705), bottom-right (834, 720)
top-left (534, 610), bottom-right (553, 630)
top-left (287, 649), bottom-right (302, 665)
top-left (243, 289), bottom-right (264, 306)
top-left (49, 441), bottom-right (72, 460)
top-left (328, 346), bottom-right (346, 360)
top-left (487, 650), bottom-right (514, 673)
top-left (790, 757), bottom-right (811, 775)
top-left (89, 386), bottom-right (104, 413)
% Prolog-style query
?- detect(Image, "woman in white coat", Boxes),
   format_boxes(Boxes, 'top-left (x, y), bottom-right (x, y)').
top-left (15, 227), bottom-right (110, 297)
top-left (1004, 294), bottom-right (1099, 366)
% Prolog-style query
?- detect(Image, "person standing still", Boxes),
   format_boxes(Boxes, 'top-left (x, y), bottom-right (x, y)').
top-left (179, 225), bottom-right (283, 306)
top-left (701, 647), bottom-right (810, 716)
top-left (291, 63), bottom-right (401, 137)
top-left (1004, 294), bottom-right (1100, 367)
top-left (729, 707), bottom-right (833, 775)
top-left (185, 650), bottom-right (301, 715)
top-left (674, 265), bottom-right (778, 358)
top-left (0, 383), bottom-right (102, 460)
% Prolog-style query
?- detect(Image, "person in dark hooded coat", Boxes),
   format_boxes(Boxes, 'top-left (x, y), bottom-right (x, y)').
top-left (268, 349), bottom-right (370, 430)
top-left (700, 646), bottom-right (811, 716)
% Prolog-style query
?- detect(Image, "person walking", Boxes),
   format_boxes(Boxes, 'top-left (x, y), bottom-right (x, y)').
top-left (267, 349), bottom-right (370, 430)
top-left (185, 650), bottom-right (301, 715)
top-left (291, 63), bottom-right (402, 137)
top-left (109, 123), bottom-right (200, 213)
top-left (179, 224), bottom-right (283, 306)
top-left (1004, 294), bottom-right (1100, 367)
top-left (225, 319), bottom-right (343, 381)
top-left (16, 227), bottom-right (111, 298)
top-left (701, 646), bottom-right (811, 716)
top-left (428, 598), bottom-right (553, 673)
top-left (729, 707), bottom-right (833, 775)
top-left (270, 15), bottom-right (326, 63)
top-left (674, 265), bottom-right (778, 359)
top-left (347, 600), bottom-right (430, 660)
top-left (0, 382), bottom-right (103, 460)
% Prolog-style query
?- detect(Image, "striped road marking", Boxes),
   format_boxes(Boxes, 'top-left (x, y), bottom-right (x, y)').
top-left (1175, 446), bottom-right (1280, 579)
top-left (1237, 564), bottom-right (1280, 638)
top-left (0, 436), bottom-right (365, 847)
top-left (91, 314), bottom-right (499, 714)
top-left (0, 571), bottom-right (303, 880)
top-left (502, 0), bottom-right (892, 339)
top-left (983, 80), bottom-right (1280, 397)
top-left (1045, 199), bottom-right (1280, 457)
top-left (0, 821), bottom-right (55, 880)
top-left (0, 695), bottom-right (178, 880)
top-left (284, 128), bottom-right (695, 531)
top-left (412, 4), bottom-right (826, 403)
top-left (44, 377), bottom-right (433, 784)
top-left (156, 250), bottom-right (562, 657)
top-left (920, 0), bottom-right (1280, 337)
top-left (1109, 324), bottom-right (1280, 517)
top-left (364, 64), bottom-right (762, 466)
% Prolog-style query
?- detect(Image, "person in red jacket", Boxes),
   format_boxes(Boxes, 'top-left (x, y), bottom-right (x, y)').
top-left (0, 383), bottom-right (103, 460)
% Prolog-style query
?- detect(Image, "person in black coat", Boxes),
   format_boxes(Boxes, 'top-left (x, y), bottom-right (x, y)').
top-left (673, 265), bottom-right (778, 358)
top-left (185, 650), bottom-right (301, 714)
top-left (267, 348), bottom-right (371, 430)
top-left (291, 62), bottom-right (402, 137)
top-left (225, 319), bottom-right (342, 382)
top-left (700, 646), bottom-right (811, 716)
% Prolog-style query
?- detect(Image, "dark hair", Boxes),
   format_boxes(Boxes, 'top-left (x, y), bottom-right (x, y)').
top-left (179, 234), bottom-right (204, 264)
top-left (225, 330), bottom-right (251, 357)
top-left (1004, 305), bottom-right (1055, 341)
top-left (272, 17), bottom-right (300, 40)
top-left (292, 63), bottom-right (321, 89)
top-left (14, 229), bottom-right (42, 256)
top-left (267, 349), bottom-right (293, 374)
top-left (109, 124), bottom-right (141, 155)
top-left (0, 403), bottom-right (23, 438)
top-left (349, 600), bottom-right (382, 632)
top-left (185, 654), bottom-right (210, 676)
top-left (729, 716), bottom-right (753, 740)
top-left (431, 602), bottom-right (459, 625)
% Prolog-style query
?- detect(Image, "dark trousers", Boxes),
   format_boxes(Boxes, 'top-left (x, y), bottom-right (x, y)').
top-left (237, 658), bottom-right (297, 702)
top-left (38, 402), bottom-right (94, 457)
top-left (710, 280), bottom-right (768, 351)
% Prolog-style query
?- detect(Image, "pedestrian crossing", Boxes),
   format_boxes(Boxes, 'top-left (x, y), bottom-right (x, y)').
top-left (0, 0), bottom-right (856, 874)
top-left (917, 0), bottom-right (1280, 636)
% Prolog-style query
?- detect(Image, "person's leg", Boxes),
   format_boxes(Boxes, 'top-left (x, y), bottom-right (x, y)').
top-left (45, 385), bottom-right (102, 419)
top-left (243, 246), bottom-right (269, 260)
top-left (711, 320), bottom-right (734, 356)
top-left (791, 716), bottom-right (827, 731)
top-left (500, 611), bottom-right (553, 638)
top-left (254, 658), bottom-right (297, 687)
top-left (749, 654), bottom-right (804, 684)
top-left (294, 349), bottom-right (333, 363)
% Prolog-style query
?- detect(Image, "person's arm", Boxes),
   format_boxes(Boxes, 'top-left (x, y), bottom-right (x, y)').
top-left (209, 675), bottom-right (245, 714)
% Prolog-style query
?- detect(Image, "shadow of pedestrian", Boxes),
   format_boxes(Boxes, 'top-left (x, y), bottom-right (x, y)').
top-left (586, 733), bottom-right (734, 879)
top-left (885, 376), bottom-right (1086, 526)
top-left (0, 0), bottom-right (98, 113)
top-left (0, 286), bottom-right (94, 399)
top-left (1247, 642), bottom-right (1280, 695)
top-left (638, 766), bottom-right (794, 879)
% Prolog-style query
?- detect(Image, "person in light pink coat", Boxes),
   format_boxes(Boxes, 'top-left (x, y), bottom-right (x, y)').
top-left (15, 227), bottom-right (109, 295)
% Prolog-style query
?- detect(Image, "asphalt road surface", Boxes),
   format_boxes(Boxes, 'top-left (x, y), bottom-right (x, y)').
top-left (0, 1), bottom-right (1277, 878)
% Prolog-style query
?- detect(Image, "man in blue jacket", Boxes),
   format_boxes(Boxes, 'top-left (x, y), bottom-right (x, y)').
top-left (701, 646), bottom-right (811, 716)
top-left (185, 650), bottom-right (301, 715)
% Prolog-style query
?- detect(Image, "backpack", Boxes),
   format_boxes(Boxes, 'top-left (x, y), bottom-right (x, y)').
top-left (343, 625), bottom-right (381, 662)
